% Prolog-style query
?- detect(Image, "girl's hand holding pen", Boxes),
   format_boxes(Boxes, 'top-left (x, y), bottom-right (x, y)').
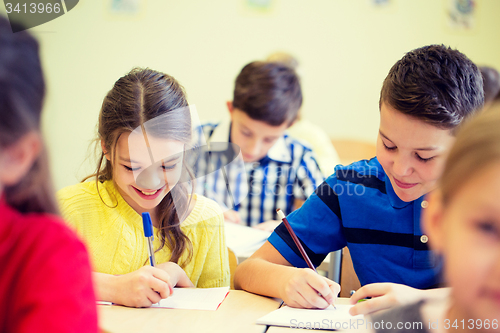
top-left (112, 266), bottom-right (174, 308)
top-left (279, 267), bottom-right (340, 309)
top-left (110, 263), bottom-right (193, 308)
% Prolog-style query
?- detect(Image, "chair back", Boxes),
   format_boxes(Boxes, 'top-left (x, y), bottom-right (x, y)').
top-left (227, 247), bottom-right (238, 289)
top-left (331, 139), bottom-right (376, 165)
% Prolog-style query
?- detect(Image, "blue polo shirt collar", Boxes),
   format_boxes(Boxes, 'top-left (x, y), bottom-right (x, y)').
top-left (209, 119), bottom-right (292, 163)
top-left (384, 174), bottom-right (412, 209)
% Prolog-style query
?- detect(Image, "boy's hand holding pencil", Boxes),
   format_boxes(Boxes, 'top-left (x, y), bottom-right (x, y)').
top-left (276, 209), bottom-right (340, 309)
top-left (279, 268), bottom-right (340, 309)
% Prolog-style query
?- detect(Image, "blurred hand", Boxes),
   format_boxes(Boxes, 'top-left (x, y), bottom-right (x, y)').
top-left (253, 220), bottom-right (281, 232)
top-left (280, 268), bottom-right (340, 309)
top-left (224, 210), bottom-right (242, 224)
top-left (349, 282), bottom-right (426, 316)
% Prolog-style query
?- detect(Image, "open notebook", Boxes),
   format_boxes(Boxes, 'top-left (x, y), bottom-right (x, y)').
top-left (256, 304), bottom-right (363, 330)
top-left (97, 287), bottom-right (229, 311)
top-left (150, 287), bottom-right (230, 310)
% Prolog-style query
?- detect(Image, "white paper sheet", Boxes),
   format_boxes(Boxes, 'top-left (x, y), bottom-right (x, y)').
top-left (224, 222), bottom-right (271, 254)
top-left (256, 304), bottom-right (364, 330)
top-left (150, 287), bottom-right (230, 311)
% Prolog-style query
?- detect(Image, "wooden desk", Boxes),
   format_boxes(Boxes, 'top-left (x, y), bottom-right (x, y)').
top-left (98, 290), bottom-right (281, 333)
top-left (266, 298), bottom-right (352, 332)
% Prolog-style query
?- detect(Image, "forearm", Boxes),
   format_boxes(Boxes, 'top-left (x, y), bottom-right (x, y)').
top-left (92, 272), bottom-right (118, 302)
top-left (234, 257), bottom-right (297, 299)
top-left (422, 287), bottom-right (451, 300)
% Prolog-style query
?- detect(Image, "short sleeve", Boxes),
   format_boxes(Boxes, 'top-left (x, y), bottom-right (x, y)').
top-left (268, 174), bottom-right (347, 268)
top-left (293, 149), bottom-right (325, 200)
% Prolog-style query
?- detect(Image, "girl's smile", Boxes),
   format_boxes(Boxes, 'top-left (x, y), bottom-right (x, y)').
top-left (131, 184), bottom-right (166, 200)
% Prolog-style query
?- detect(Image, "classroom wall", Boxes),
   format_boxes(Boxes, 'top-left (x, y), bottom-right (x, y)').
top-left (2, 0), bottom-right (499, 190)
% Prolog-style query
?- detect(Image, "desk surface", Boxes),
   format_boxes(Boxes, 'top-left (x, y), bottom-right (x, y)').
top-left (98, 290), bottom-right (281, 333)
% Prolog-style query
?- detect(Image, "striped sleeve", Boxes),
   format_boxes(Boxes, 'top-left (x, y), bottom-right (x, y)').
top-left (293, 147), bottom-right (325, 200)
top-left (268, 175), bottom-right (346, 268)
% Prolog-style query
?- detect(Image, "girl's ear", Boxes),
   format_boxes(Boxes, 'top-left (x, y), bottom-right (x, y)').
top-left (0, 131), bottom-right (41, 186)
top-left (101, 140), bottom-right (111, 161)
top-left (422, 190), bottom-right (446, 253)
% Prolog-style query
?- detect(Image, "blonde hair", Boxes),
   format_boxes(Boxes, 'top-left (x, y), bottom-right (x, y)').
top-left (440, 110), bottom-right (500, 205)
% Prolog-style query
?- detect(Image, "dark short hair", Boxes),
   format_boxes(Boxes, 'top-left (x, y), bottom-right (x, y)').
top-left (380, 45), bottom-right (484, 130)
top-left (233, 61), bottom-right (302, 126)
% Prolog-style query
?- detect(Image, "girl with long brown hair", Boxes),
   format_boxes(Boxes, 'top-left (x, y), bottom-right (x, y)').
top-left (58, 68), bottom-right (229, 307)
top-left (0, 16), bottom-right (97, 332)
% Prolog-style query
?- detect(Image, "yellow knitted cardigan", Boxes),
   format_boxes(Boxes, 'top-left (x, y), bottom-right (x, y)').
top-left (57, 180), bottom-right (229, 288)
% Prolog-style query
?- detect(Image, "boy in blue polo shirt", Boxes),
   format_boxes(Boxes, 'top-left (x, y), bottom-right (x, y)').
top-left (234, 45), bottom-right (484, 314)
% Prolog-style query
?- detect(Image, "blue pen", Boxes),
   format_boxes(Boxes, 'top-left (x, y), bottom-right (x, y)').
top-left (142, 212), bottom-right (161, 305)
top-left (142, 212), bottom-right (156, 267)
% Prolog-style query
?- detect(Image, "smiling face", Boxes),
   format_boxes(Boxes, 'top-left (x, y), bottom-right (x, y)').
top-left (105, 132), bottom-right (185, 215)
top-left (424, 162), bottom-right (500, 325)
top-left (376, 102), bottom-right (455, 202)
top-left (229, 108), bottom-right (289, 163)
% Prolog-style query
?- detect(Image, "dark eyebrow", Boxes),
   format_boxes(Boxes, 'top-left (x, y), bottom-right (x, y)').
top-left (162, 155), bottom-right (181, 164)
top-left (240, 124), bottom-right (253, 133)
top-left (379, 130), bottom-right (438, 151)
top-left (240, 124), bottom-right (278, 140)
top-left (119, 156), bottom-right (139, 164)
top-left (120, 155), bottom-right (181, 164)
top-left (379, 131), bottom-right (393, 143)
top-left (414, 147), bottom-right (438, 151)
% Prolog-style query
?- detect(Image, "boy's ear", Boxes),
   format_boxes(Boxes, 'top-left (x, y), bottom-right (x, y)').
top-left (0, 131), bottom-right (41, 186)
top-left (101, 140), bottom-right (111, 161)
top-left (226, 101), bottom-right (234, 114)
top-left (286, 108), bottom-right (302, 128)
top-left (422, 190), bottom-right (445, 253)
